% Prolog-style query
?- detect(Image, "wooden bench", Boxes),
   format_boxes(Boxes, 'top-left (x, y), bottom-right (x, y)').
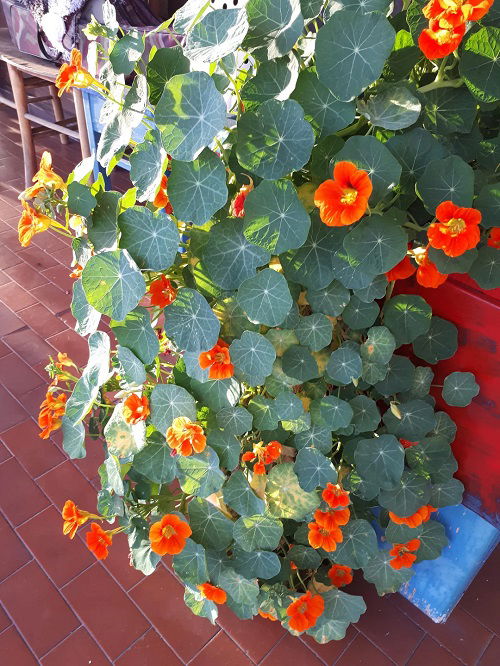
top-left (0, 28), bottom-right (90, 187)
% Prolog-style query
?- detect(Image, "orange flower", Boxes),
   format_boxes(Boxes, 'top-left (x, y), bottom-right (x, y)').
top-left (423, 0), bottom-right (494, 22)
top-left (197, 583), bottom-right (227, 604)
top-left (314, 161), bottom-right (372, 227)
top-left (308, 521), bottom-right (343, 552)
top-left (314, 508), bottom-right (350, 530)
top-left (61, 500), bottom-right (92, 539)
top-left (56, 352), bottom-right (77, 371)
top-left (149, 513), bottom-right (192, 555)
top-left (153, 175), bottom-right (173, 214)
top-left (69, 263), bottom-right (84, 279)
top-left (389, 539), bottom-right (421, 570)
top-left (415, 250), bottom-right (448, 288)
top-left (38, 385), bottom-right (67, 439)
top-left (20, 152), bottom-right (66, 200)
top-left (149, 275), bottom-right (177, 308)
top-left (198, 339), bottom-right (234, 380)
top-left (386, 255), bottom-right (416, 282)
top-left (286, 590), bottom-right (325, 632)
top-left (328, 564), bottom-right (353, 588)
top-left (230, 178), bottom-right (254, 218)
top-left (322, 483), bottom-right (350, 509)
top-left (418, 15), bottom-right (466, 59)
top-left (123, 394), bottom-right (150, 424)
top-left (55, 49), bottom-right (97, 96)
top-left (166, 416), bottom-right (206, 456)
top-left (258, 609), bottom-right (278, 621)
top-left (428, 201), bottom-right (481, 257)
top-left (400, 439), bottom-right (418, 449)
top-left (85, 523), bottom-right (113, 560)
top-left (389, 505), bottom-right (437, 528)
top-left (18, 200), bottom-right (54, 247)
top-left (242, 441), bottom-right (282, 475)
top-left (487, 228), bottom-right (500, 249)
top-left (262, 440), bottom-right (282, 464)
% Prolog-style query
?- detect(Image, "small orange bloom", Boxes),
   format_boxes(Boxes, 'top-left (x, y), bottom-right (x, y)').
top-left (123, 394), bottom-right (150, 424)
top-left (389, 505), bottom-right (436, 528)
top-left (86, 523), bottom-right (112, 560)
top-left (322, 483), bottom-right (350, 509)
top-left (262, 440), bottom-right (282, 464)
top-left (487, 228), bottom-right (500, 249)
top-left (62, 500), bottom-right (91, 539)
top-left (38, 385), bottom-right (67, 439)
top-left (19, 152), bottom-right (66, 201)
top-left (428, 201), bottom-right (481, 257)
top-left (18, 200), bottom-right (54, 247)
top-left (242, 441), bottom-right (282, 475)
top-left (314, 161), bottom-right (372, 227)
top-left (386, 255), bottom-right (416, 282)
top-left (197, 583), bottom-right (227, 604)
top-left (418, 15), bottom-right (466, 59)
top-left (328, 564), bottom-right (353, 587)
top-left (416, 253), bottom-right (448, 288)
top-left (166, 417), bottom-right (206, 456)
top-left (389, 539), bottom-right (421, 570)
top-left (230, 178), bottom-right (254, 218)
top-left (258, 609), bottom-right (278, 621)
top-left (149, 275), bottom-right (177, 308)
top-left (153, 174), bottom-right (173, 214)
top-left (308, 521), bottom-right (343, 552)
top-left (400, 439), bottom-right (418, 449)
top-left (55, 49), bottom-right (97, 96)
top-left (149, 513), bottom-right (192, 555)
top-left (199, 339), bottom-right (234, 380)
top-left (423, 0), bottom-right (494, 23)
top-left (56, 352), bottom-right (77, 371)
top-left (69, 263), bottom-right (84, 279)
top-left (314, 508), bottom-right (350, 530)
top-left (286, 590), bottom-right (325, 632)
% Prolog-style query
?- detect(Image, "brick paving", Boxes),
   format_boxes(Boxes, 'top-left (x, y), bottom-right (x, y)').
top-left (0, 103), bottom-right (498, 664)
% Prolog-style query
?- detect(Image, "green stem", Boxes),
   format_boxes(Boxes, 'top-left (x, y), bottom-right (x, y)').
top-left (336, 116), bottom-right (368, 138)
top-left (418, 78), bottom-right (463, 94)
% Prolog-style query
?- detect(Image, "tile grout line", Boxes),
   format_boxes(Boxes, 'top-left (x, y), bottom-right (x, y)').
top-left (473, 632), bottom-right (494, 666)
top-left (111, 627), bottom-right (156, 665)
top-left (403, 632), bottom-right (426, 665)
top-left (255, 633), bottom-right (289, 664)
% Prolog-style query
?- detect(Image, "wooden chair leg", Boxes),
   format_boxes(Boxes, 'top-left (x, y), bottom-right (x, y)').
top-left (7, 63), bottom-right (36, 187)
top-left (49, 85), bottom-right (68, 145)
top-left (72, 89), bottom-right (91, 161)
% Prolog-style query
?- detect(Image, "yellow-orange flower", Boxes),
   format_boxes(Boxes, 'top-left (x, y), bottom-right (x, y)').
top-left (61, 500), bottom-right (92, 539)
top-left (149, 513), bottom-right (192, 555)
top-left (166, 417), bottom-right (206, 456)
top-left (428, 201), bottom-right (481, 257)
top-left (197, 583), bottom-right (227, 604)
top-left (123, 394), bottom-right (150, 425)
top-left (18, 200), bottom-right (54, 247)
top-left (314, 161), bottom-right (372, 227)
top-left (153, 174), bottom-right (173, 214)
top-left (38, 384), bottom-right (67, 439)
top-left (286, 590), bottom-right (324, 632)
top-left (55, 49), bottom-right (97, 96)
top-left (198, 339), bottom-right (234, 380)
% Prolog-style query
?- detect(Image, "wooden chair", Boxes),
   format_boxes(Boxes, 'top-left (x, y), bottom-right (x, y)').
top-left (0, 28), bottom-right (91, 187)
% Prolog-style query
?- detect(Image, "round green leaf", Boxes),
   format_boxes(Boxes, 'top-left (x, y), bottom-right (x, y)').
top-left (177, 447), bottom-right (225, 498)
top-left (274, 391), bottom-right (304, 421)
top-left (146, 46), bottom-right (190, 105)
top-left (315, 10), bottom-right (395, 102)
top-left (332, 519), bottom-right (378, 568)
top-left (374, 355), bottom-right (415, 396)
top-left (378, 470), bottom-right (432, 516)
top-left (331, 248), bottom-right (378, 290)
top-left (383, 399), bottom-right (435, 440)
top-left (71, 279), bottom-right (100, 337)
top-left (150, 384), bottom-right (197, 432)
top-left (341, 296), bottom-right (380, 330)
top-left (431, 412), bottom-right (457, 443)
top-left (350, 396), bottom-right (380, 434)
top-left (132, 442), bottom-right (177, 483)
top-left (247, 396), bottom-right (279, 431)
top-left (383, 294), bottom-right (432, 344)
top-left (266, 329), bottom-right (299, 356)
top-left (236, 99), bottom-right (314, 180)
top-left (326, 345), bottom-right (362, 385)
top-left (216, 406), bottom-right (253, 436)
top-left (405, 436), bottom-right (456, 481)
top-left (354, 274), bottom-right (388, 303)
top-left (442, 372), bottom-right (479, 407)
top-left (82, 250), bottom-right (145, 321)
top-left (88, 190), bottom-right (119, 252)
top-left (282, 345), bottom-right (320, 382)
top-left (415, 520), bottom-right (448, 562)
top-left (469, 246), bottom-right (500, 290)
top-left (230, 331), bottom-right (276, 386)
top-left (232, 548), bottom-right (281, 580)
top-left (416, 155), bottom-right (474, 213)
top-left (191, 378), bottom-right (241, 412)
top-left (460, 26), bottom-right (500, 103)
top-left (243, 179), bottom-right (311, 254)
top-left (429, 478), bottom-right (464, 508)
top-left (237, 269), bottom-right (292, 327)
top-left (168, 149), bottom-right (228, 226)
top-left (116, 345), bottom-right (146, 386)
top-left (291, 70), bottom-right (355, 137)
top-left (355, 434), bottom-right (404, 491)
top-left (109, 31), bottom-right (144, 75)
top-left (421, 87), bottom-right (477, 136)
top-left (129, 128), bottom-right (166, 202)
top-left (164, 288), bottom-right (220, 352)
top-left (428, 247), bottom-right (479, 275)
top-left (361, 326), bottom-right (396, 365)
top-left (475, 183), bottom-right (500, 229)
top-left (359, 85), bottom-right (420, 130)
top-left (233, 514), bottom-right (283, 552)
top-left (243, 0), bottom-right (304, 60)
top-left (184, 8), bottom-right (249, 63)
top-left (266, 463), bottom-right (320, 520)
top-left (111, 307), bottom-right (160, 365)
top-left (286, 544), bottom-right (321, 570)
top-left (294, 447), bottom-right (337, 492)
top-left (206, 430), bottom-right (241, 470)
top-left (223, 470), bottom-right (265, 517)
top-left (307, 280), bottom-right (350, 317)
top-left (188, 497), bottom-right (234, 550)
top-left (311, 396), bottom-right (354, 430)
top-left (118, 206), bottom-right (178, 271)
top-left (343, 217), bottom-right (408, 274)
top-left (201, 220), bottom-right (270, 291)
top-left (386, 128), bottom-right (447, 189)
top-left (296, 314), bottom-right (333, 352)
top-left (412, 316), bottom-right (458, 364)
top-left (363, 550), bottom-right (413, 595)
top-left (293, 426), bottom-right (333, 455)
top-left (173, 539), bottom-right (208, 585)
top-left (241, 55), bottom-right (299, 109)
top-left (155, 71), bottom-right (226, 161)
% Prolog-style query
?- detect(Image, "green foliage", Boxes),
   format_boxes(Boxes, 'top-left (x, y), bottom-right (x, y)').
top-left (47, 0), bottom-right (498, 645)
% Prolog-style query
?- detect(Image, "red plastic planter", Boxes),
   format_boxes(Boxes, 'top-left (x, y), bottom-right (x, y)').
top-left (396, 275), bottom-right (500, 528)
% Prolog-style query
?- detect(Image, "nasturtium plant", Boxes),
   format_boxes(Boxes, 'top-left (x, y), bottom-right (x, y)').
top-left (22, 0), bottom-right (498, 646)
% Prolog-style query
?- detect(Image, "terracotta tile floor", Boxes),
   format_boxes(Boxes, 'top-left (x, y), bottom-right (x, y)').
top-left (0, 103), bottom-right (498, 665)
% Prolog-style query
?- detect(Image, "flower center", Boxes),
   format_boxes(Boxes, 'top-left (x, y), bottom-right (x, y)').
top-left (446, 217), bottom-right (466, 235)
top-left (214, 351), bottom-right (227, 363)
top-left (162, 525), bottom-right (176, 539)
top-left (340, 188), bottom-right (358, 205)
top-left (319, 527), bottom-right (330, 536)
top-left (297, 602), bottom-right (308, 614)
